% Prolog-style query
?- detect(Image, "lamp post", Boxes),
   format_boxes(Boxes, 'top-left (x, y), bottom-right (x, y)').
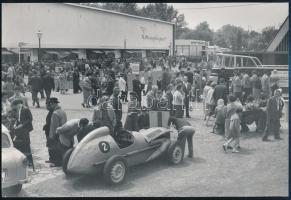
top-left (172, 18), bottom-right (177, 57)
top-left (36, 30), bottom-right (43, 62)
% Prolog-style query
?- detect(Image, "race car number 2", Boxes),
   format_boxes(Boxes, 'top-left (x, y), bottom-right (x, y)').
top-left (99, 141), bottom-right (110, 153)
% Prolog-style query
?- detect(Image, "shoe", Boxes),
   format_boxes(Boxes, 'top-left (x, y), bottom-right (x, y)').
top-left (37, 105), bottom-right (40, 108)
top-left (232, 149), bottom-right (239, 153)
top-left (275, 137), bottom-right (283, 140)
top-left (227, 146), bottom-right (233, 150)
top-left (237, 146), bottom-right (241, 149)
top-left (262, 138), bottom-right (271, 142)
top-left (186, 116), bottom-right (191, 118)
top-left (45, 160), bottom-right (51, 163)
top-left (188, 153), bottom-right (193, 158)
top-left (81, 103), bottom-right (85, 108)
top-left (222, 144), bottom-right (227, 152)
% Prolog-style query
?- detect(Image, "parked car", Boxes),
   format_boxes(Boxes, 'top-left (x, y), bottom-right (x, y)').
top-left (2, 124), bottom-right (29, 195)
top-left (63, 126), bottom-right (184, 185)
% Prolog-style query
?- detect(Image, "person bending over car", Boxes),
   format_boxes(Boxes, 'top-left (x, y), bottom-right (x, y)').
top-left (56, 118), bottom-right (97, 149)
top-left (168, 116), bottom-right (195, 158)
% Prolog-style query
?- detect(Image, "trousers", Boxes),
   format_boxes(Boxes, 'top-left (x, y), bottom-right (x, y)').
top-left (178, 126), bottom-right (195, 156)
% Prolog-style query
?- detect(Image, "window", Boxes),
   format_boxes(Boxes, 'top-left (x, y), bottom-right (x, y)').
top-left (2, 133), bottom-right (11, 148)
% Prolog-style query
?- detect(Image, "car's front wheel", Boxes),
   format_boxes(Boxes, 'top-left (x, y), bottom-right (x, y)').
top-left (167, 142), bottom-right (184, 165)
top-left (3, 184), bottom-right (22, 196)
top-left (103, 155), bottom-right (127, 185)
top-left (62, 148), bottom-right (74, 176)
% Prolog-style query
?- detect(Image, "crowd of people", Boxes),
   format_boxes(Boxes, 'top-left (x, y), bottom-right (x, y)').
top-left (1, 55), bottom-right (286, 169)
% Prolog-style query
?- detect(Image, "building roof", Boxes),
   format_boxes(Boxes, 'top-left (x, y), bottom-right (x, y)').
top-left (65, 3), bottom-right (174, 25)
top-left (266, 16), bottom-right (289, 52)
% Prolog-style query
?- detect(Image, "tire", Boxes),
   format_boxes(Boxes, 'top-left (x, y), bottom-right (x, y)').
top-left (4, 184), bottom-right (22, 195)
top-left (87, 95), bottom-right (98, 108)
top-left (103, 155), bottom-right (127, 185)
top-left (167, 142), bottom-right (184, 165)
top-left (62, 148), bottom-right (74, 175)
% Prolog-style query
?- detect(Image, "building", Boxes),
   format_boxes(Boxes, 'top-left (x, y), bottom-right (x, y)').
top-left (175, 39), bottom-right (208, 58)
top-left (265, 16), bottom-right (288, 65)
top-left (2, 3), bottom-right (174, 63)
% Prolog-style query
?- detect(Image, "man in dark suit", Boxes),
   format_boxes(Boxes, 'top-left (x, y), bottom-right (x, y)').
top-left (42, 71), bottom-right (55, 100)
top-left (183, 76), bottom-right (192, 118)
top-left (132, 74), bottom-right (142, 104)
top-left (11, 99), bottom-right (34, 170)
top-left (28, 70), bottom-right (42, 108)
top-left (213, 78), bottom-right (228, 105)
top-left (185, 67), bottom-right (194, 85)
top-left (262, 89), bottom-right (284, 141)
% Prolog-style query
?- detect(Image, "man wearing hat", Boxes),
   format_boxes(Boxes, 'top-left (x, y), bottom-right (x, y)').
top-left (11, 98), bottom-right (34, 169)
top-left (47, 97), bottom-right (67, 167)
top-left (262, 89), bottom-right (284, 141)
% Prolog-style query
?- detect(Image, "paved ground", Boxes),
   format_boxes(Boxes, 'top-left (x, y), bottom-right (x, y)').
top-left (4, 90), bottom-right (288, 197)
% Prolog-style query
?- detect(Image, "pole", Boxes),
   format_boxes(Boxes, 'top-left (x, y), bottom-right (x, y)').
top-left (173, 22), bottom-right (176, 57)
top-left (38, 37), bottom-right (41, 61)
top-left (19, 47), bottom-right (21, 64)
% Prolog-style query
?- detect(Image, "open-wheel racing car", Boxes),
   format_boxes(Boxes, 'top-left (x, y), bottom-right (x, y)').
top-left (62, 126), bottom-right (184, 185)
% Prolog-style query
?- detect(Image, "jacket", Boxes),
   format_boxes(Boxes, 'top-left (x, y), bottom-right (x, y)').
top-left (43, 74), bottom-right (55, 90)
top-left (49, 106), bottom-right (67, 139)
top-left (14, 106), bottom-right (33, 144)
top-left (56, 119), bottom-right (80, 147)
top-left (92, 104), bottom-right (116, 132)
top-left (28, 75), bottom-right (42, 91)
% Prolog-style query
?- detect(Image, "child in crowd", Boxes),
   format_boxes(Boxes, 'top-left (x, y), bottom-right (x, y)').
top-left (213, 99), bottom-right (226, 135)
top-left (223, 108), bottom-right (243, 153)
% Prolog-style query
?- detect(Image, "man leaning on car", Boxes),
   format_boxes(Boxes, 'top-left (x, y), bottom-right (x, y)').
top-left (168, 116), bottom-right (195, 158)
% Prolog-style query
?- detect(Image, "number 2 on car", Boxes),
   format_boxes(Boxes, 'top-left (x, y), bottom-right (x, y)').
top-left (99, 141), bottom-right (110, 153)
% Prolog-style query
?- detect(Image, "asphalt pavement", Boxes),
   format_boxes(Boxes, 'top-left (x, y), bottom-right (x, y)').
top-left (7, 90), bottom-right (288, 197)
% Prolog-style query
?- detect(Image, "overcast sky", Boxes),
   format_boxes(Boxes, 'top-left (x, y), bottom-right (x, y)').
top-left (137, 3), bottom-right (288, 32)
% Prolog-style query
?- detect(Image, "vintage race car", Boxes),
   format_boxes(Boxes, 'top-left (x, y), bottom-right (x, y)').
top-left (1, 124), bottom-right (29, 195)
top-left (63, 126), bottom-right (184, 184)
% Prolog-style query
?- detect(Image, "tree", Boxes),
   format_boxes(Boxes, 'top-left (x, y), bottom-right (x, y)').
top-left (179, 21), bottom-right (214, 42)
top-left (80, 3), bottom-right (139, 15)
top-left (139, 3), bottom-right (187, 38)
top-left (261, 26), bottom-right (277, 47)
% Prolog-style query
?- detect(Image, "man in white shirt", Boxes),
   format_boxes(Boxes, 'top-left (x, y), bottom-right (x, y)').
top-left (173, 84), bottom-right (185, 118)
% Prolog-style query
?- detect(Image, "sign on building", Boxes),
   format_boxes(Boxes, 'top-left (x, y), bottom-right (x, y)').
top-left (130, 63), bottom-right (140, 74)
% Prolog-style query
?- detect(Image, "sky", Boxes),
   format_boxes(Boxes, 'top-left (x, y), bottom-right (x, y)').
top-left (137, 3), bottom-right (289, 32)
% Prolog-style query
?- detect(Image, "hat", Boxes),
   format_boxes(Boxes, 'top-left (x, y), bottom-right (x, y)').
top-left (210, 82), bottom-right (216, 87)
top-left (11, 98), bottom-right (23, 106)
top-left (47, 97), bottom-right (60, 104)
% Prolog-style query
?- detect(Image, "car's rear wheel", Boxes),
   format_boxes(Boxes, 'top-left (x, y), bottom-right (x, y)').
top-left (103, 155), bottom-right (127, 185)
top-left (63, 148), bottom-right (74, 176)
top-left (167, 142), bottom-right (184, 165)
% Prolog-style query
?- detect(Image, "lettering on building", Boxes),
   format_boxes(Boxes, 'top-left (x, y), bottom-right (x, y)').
top-left (140, 27), bottom-right (166, 41)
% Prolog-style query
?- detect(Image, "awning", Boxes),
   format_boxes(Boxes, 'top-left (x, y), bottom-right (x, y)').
top-left (151, 50), bottom-right (166, 53)
top-left (45, 50), bottom-right (59, 55)
top-left (2, 49), bottom-right (14, 55)
top-left (126, 50), bottom-right (142, 54)
top-left (8, 48), bottom-right (30, 54)
top-left (70, 50), bottom-right (81, 54)
top-left (91, 50), bottom-right (104, 54)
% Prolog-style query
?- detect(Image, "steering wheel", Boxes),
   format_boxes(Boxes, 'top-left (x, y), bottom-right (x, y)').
top-left (127, 134), bottom-right (134, 143)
